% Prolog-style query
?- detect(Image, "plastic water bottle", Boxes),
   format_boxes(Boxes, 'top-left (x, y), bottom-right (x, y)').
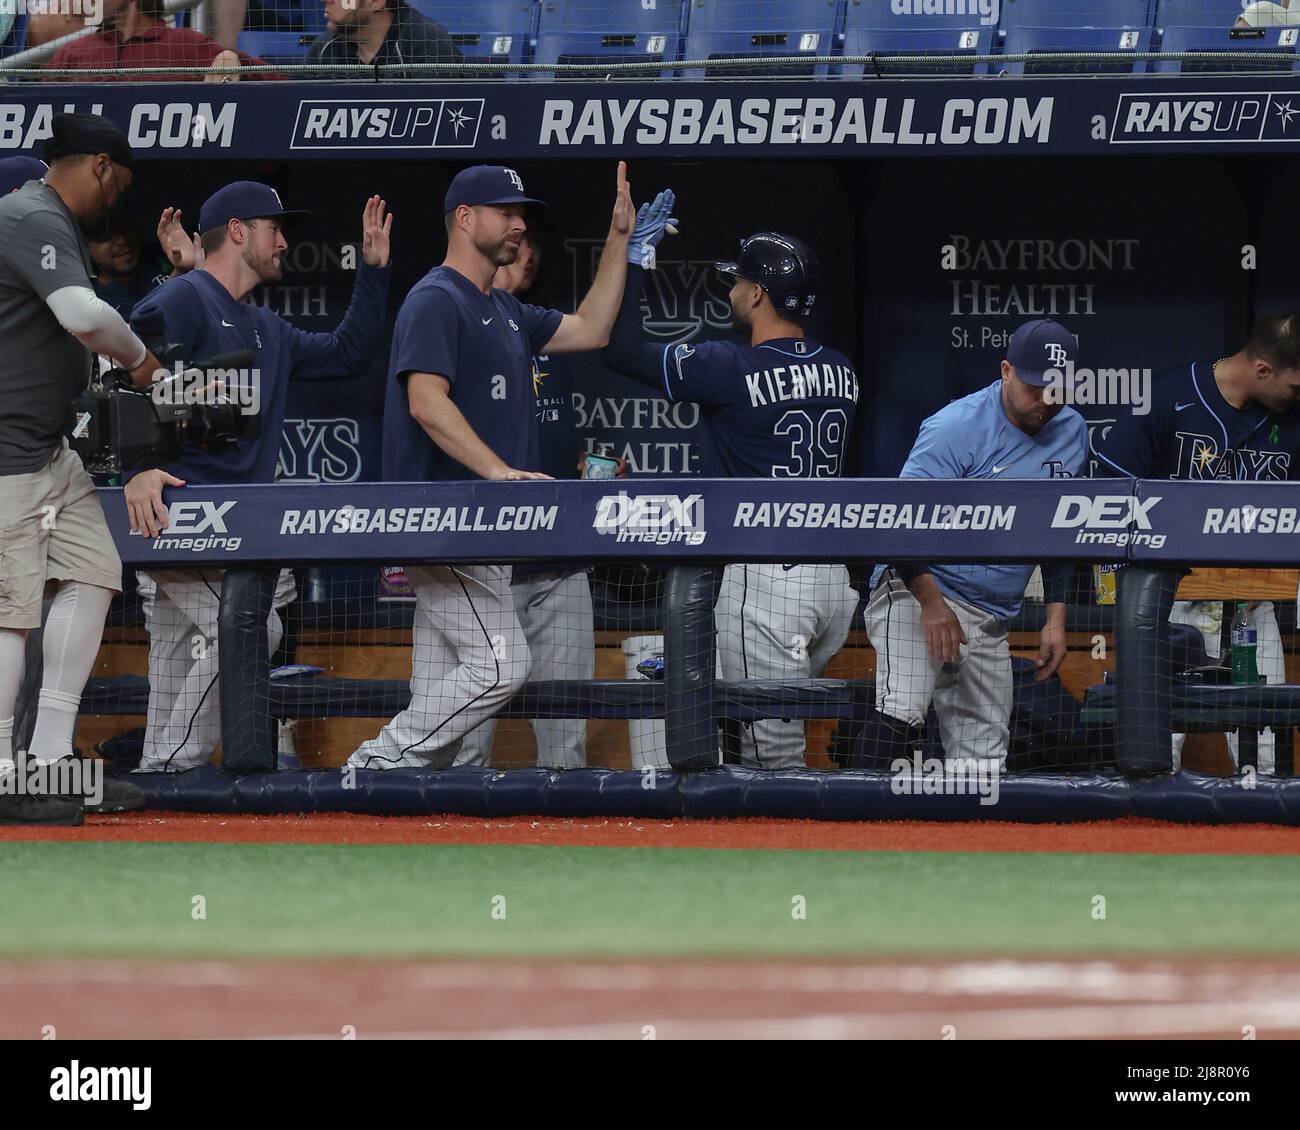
top-left (1230, 602), bottom-right (1259, 686)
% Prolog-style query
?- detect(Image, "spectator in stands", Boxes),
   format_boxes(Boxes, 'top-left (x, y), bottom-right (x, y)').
top-left (307, 0), bottom-right (461, 71)
top-left (43, 0), bottom-right (264, 80)
top-left (208, 0), bottom-right (249, 51)
top-left (25, 8), bottom-right (85, 49)
top-left (1237, 1), bottom-right (1300, 26)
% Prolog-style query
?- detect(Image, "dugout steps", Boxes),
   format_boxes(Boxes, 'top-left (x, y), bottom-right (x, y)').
top-left (127, 764), bottom-right (1300, 824)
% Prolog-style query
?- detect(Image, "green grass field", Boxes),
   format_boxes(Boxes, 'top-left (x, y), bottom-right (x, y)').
top-left (4, 843), bottom-right (1300, 960)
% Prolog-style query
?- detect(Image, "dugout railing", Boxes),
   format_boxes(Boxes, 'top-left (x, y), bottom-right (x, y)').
top-left (83, 478), bottom-right (1300, 823)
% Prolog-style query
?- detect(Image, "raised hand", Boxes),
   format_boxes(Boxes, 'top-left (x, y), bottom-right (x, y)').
top-left (610, 161), bottom-right (635, 238)
top-left (158, 208), bottom-right (202, 273)
top-left (361, 195), bottom-right (393, 267)
top-left (628, 188), bottom-right (679, 268)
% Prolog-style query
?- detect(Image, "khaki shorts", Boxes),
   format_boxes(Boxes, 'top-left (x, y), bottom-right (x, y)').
top-left (0, 443), bottom-right (122, 629)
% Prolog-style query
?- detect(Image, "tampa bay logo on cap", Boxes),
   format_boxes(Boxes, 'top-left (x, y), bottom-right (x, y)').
top-left (504, 168), bottom-right (524, 192)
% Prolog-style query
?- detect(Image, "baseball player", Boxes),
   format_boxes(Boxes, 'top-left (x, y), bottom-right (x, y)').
top-left (843, 320), bottom-right (1089, 772)
top-left (348, 163), bottom-right (644, 771)
top-left (603, 225), bottom-right (861, 770)
top-left (122, 181), bottom-right (393, 773)
top-left (1095, 313), bottom-right (1300, 774)
top-left (454, 224), bottom-right (610, 768)
top-left (0, 115), bottom-right (164, 824)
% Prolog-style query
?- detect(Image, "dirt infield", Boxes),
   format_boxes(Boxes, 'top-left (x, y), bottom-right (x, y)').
top-left (3, 811), bottom-right (1300, 852)
top-left (3, 957), bottom-right (1297, 1040)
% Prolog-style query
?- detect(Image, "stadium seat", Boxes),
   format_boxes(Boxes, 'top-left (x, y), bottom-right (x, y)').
top-left (679, 0), bottom-right (842, 79)
top-left (0, 13), bottom-right (25, 58)
top-left (237, 30), bottom-right (317, 64)
top-left (1154, 22), bottom-right (1300, 69)
top-left (533, 0), bottom-right (685, 78)
top-left (838, 26), bottom-right (996, 77)
top-left (1153, 1), bottom-right (1272, 30)
top-left (999, 0), bottom-right (1155, 28)
top-left (413, 0), bottom-right (536, 69)
top-left (245, 0), bottom-right (327, 33)
top-left (1001, 24), bottom-right (1155, 73)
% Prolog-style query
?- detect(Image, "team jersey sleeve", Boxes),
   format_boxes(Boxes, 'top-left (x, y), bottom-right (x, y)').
top-left (660, 339), bottom-right (737, 408)
top-left (898, 412), bottom-right (970, 480)
top-left (1065, 412), bottom-right (1090, 478)
top-left (601, 264), bottom-right (672, 390)
top-left (516, 299), bottom-right (564, 355)
top-left (390, 286), bottom-right (461, 387)
top-left (130, 280), bottom-right (205, 358)
top-left (286, 261), bottom-right (391, 381)
top-left (1093, 405), bottom-right (1159, 478)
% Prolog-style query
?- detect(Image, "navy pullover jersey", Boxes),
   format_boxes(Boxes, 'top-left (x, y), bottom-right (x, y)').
top-left (130, 262), bottom-right (390, 485)
top-left (382, 266), bottom-right (563, 482)
top-left (603, 266), bottom-right (859, 478)
top-left (1096, 361), bottom-right (1300, 481)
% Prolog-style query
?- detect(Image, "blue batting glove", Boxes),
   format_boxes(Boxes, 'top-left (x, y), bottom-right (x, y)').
top-left (628, 188), bottom-right (678, 269)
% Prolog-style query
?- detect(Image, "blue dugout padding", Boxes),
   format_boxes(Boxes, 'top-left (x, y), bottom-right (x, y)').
top-left (126, 765), bottom-right (1300, 824)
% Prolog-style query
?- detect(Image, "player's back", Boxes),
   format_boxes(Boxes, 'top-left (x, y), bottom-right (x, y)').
top-left (1096, 361), bottom-right (1300, 482)
top-left (665, 336), bottom-right (860, 478)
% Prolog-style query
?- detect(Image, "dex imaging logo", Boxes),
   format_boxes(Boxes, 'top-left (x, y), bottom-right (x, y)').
top-left (890, 0), bottom-right (999, 28)
top-left (1052, 494), bottom-right (1165, 549)
top-left (291, 99), bottom-right (484, 150)
top-left (593, 492), bottom-right (706, 545)
top-left (147, 500), bottom-right (243, 553)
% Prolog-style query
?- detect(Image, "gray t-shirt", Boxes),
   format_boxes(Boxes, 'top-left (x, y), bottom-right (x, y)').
top-left (0, 180), bottom-right (96, 475)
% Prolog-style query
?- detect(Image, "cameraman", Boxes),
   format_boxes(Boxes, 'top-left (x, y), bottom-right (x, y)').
top-left (123, 181), bottom-right (393, 773)
top-left (0, 114), bottom-right (164, 825)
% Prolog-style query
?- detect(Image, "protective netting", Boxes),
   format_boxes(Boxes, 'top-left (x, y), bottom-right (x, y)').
top-left (6, 0), bottom-right (1300, 81)
top-left (74, 550), bottom-right (1300, 781)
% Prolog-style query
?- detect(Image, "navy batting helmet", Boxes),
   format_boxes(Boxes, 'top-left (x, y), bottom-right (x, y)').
top-left (715, 232), bottom-right (818, 318)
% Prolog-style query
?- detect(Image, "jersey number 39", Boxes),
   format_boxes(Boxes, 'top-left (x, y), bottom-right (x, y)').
top-left (772, 408), bottom-right (847, 478)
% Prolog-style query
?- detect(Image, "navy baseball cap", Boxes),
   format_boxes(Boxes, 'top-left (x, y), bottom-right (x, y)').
top-left (199, 181), bottom-right (311, 235)
top-left (45, 112), bottom-right (134, 170)
top-left (0, 156), bottom-right (48, 195)
top-left (444, 166), bottom-right (547, 215)
top-left (1007, 319), bottom-right (1078, 387)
